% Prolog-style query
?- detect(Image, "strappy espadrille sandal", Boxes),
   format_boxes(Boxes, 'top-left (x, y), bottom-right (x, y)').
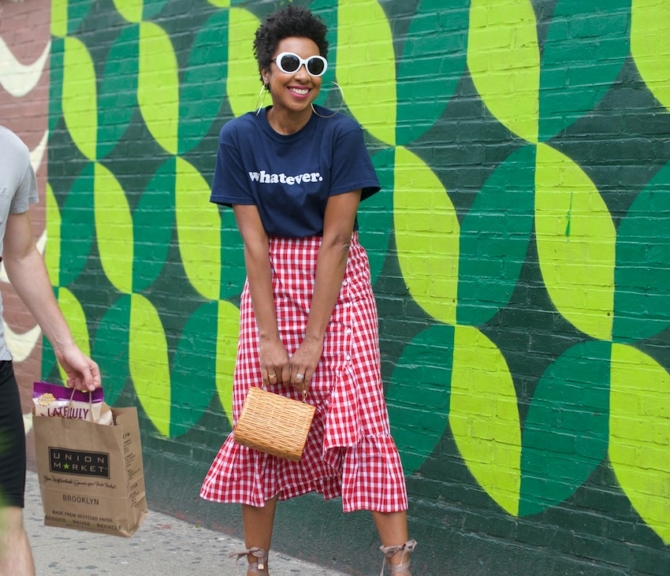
top-left (379, 539), bottom-right (417, 576)
top-left (229, 547), bottom-right (269, 575)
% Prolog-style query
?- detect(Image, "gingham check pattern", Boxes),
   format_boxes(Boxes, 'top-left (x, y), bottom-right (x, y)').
top-left (200, 234), bottom-right (408, 513)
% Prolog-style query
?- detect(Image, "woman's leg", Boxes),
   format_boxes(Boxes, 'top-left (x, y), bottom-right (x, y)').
top-left (241, 496), bottom-right (278, 573)
top-left (372, 510), bottom-right (410, 567)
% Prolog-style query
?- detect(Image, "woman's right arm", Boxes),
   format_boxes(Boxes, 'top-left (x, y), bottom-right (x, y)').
top-left (233, 204), bottom-right (290, 386)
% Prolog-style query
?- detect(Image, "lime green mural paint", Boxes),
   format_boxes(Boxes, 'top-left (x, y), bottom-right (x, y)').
top-left (114, 0), bottom-right (144, 23)
top-left (94, 162), bottom-right (133, 294)
top-left (45, 184), bottom-right (61, 288)
top-left (394, 147), bottom-right (459, 326)
top-left (337, 0), bottom-right (396, 146)
top-left (451, 324), bottom-right (521, 516)
top-left (535, 143), bottom-right (615, 341)
top-left (632, 0), bottom-right (670, 112)
top-left (138, 22), bottom-right (179, 155)
top-left (51, 0), bottom-right (68, 38)
top-left (216, 299), bottom-right (240, 427)
top-left (176, 157), bottom-right (221, 301)
top-left (610, 343), bottom-right (670, 544)
top-left (208, 0), bottom-right (231, 9)
top-left (56, 287), bottom-right (91, 385)
top-left (129, 293), bottom-right (171, 437)
top-left (227, 8), bottom-right (261, 118)
top-left (62, 36), bottom-right (97, 161)
top-left (468, 0), bottom-right (539, 144)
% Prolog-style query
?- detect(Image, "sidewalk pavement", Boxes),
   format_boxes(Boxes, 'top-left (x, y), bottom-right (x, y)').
top-left (25, 470), bottom-right (350, 576)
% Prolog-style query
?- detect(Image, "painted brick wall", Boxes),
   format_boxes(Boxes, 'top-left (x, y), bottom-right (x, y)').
top-left (2, 1), bottom-right (670, 575)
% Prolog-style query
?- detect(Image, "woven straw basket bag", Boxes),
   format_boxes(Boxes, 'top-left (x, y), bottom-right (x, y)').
top-left (233, 387), bottom-right (316, 462)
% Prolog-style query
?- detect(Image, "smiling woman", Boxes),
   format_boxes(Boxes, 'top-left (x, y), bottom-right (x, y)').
top-left (199, 5), bottom-right (416, 576)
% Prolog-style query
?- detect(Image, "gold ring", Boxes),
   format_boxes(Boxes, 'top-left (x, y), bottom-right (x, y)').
top-left (269, 373), bottom-right (277, 380)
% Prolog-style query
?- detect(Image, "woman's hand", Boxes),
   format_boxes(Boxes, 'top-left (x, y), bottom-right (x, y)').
top-left (259, 336), bottom-right (290, 387)
top-left (289, 335), bottom-right (323, 396)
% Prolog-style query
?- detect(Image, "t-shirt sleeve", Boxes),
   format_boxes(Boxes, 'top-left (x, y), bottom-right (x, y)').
top-left (209, 124), bottom-right (255, 207)
top-left (11, 155), bottom-right (39, 214)
top-left (329, 124), bottom-right (381, 201)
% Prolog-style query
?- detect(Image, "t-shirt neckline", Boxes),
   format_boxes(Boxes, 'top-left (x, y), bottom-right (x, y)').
top-left (258, 106), bottom-right (319, 142)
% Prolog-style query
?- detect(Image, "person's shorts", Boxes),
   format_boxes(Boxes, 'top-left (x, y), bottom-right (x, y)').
top-left (0, 361), bottom-right (26, 508)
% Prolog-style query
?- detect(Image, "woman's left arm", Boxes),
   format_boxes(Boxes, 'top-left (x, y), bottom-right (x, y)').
top-left (289, 189), bottom-right (362, 394)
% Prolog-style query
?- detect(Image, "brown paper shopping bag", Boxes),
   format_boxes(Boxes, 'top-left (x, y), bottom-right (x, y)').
top-left (32, 406), bottom-right (148, 537)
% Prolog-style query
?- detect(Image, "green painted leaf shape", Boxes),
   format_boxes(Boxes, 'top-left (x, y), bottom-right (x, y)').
top-left (129, 293), bottom-right (170, 437)
top-left (614, 159), bottom-right (670, 341)
top-left (520, 340), bottom-right (611, 516)
top-left (48, 39), bottom-right (64, 132)
top-left (219, 206), bottom-right (246, 300)
top-left (216, 299), bottom-right (240, 427)
top-left (540, 0), bottom-right (630, 140)
top-left (171, 302), bottom-right (218, 437)
top-left (394, 146), bottom-right (459, 325)
top-left (94, 162), bottom-right (133, 294)
top-left (358, 147), bottom-right (394, 285)
top-left (450, 324), bottom-right (521, 516)
top-left (396, 0), bottom-right (469, 145)
top-left (133, 158), bottom-right (174, 292)
top-left (51, 0), bottom-right (68, 38)
top-left (227, 8), bottom-right (261, 118)
top-left (309, 0), bottom-right (339, 107)
top-left (62, 36), bottom-right (97, 161)
top-left (337, 0), bottom-right (396, 145)
top-left (59, 163), bottom-right (94, 286)
top-left (92, 295), bottom-right (131, 406)
top-left (387, 325), bottom-right (454, 474)
top-left (98, 25), bottom-right (140, 160)
top-left (51, 0), bottom-right (92, 36)
top-left (56, 288), bottom-right (91, 385)
top-left (143, 0), bottom-right (169, 20)
top-left (176, 157), bottom-right (221, 300)
top-left (457, 145), bottom-right (535, 326)
top-left (138, 22), bottom-right (178, 155)
top-left (178, 11), bottom-right (229, 155)
top-left (610, 343), bottom-right (670, 544)
top-left (632, 0), bottom-right (670, 111)
top-left (45, 183), bottom-right (61, 287)
top-left (535, 143), bottom-right (615, 341)
top-left (468, 0), bottom-right (539, 143)
top-left (113, 0), bottom-right (143, 23)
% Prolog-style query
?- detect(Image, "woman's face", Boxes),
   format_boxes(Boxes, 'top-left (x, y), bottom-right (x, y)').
top-left (263, 36), bottom-right (323, 117)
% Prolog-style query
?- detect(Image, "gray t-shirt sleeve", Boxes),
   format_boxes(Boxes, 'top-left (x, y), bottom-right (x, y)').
top-left (11, 155), bottom-right (39, 214)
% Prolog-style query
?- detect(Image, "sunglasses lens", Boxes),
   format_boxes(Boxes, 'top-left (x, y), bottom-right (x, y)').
top-left (278, 54), bottom-right (300, 73)
top-left (307, 57), bottom-right (326, 76)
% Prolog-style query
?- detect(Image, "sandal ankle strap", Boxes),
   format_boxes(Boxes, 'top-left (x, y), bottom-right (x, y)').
top-left (379, 539), bottom-right (417, 576)
top-left (229, 547), bottom-right (269, 575)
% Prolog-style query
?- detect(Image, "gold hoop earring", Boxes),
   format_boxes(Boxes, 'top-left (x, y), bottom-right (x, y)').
top-left (311, 82), bottom-right (345, 119)
top-left (255, 84), bottom-right (268, 116)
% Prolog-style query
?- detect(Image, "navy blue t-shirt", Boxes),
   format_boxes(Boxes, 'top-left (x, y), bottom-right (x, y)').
top-left (210, 105), bottom-right (381, 238)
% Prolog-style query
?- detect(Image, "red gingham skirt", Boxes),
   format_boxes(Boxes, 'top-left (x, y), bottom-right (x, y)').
top-left (200, 234), bottom-right (408, 512)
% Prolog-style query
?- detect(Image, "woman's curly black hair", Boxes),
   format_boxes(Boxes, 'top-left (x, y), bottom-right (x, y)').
top-left (254, 5), bottom-right (329, 85)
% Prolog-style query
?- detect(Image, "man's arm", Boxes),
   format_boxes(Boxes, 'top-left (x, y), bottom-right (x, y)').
top-left (3, 210), bottom-right (100, 391)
